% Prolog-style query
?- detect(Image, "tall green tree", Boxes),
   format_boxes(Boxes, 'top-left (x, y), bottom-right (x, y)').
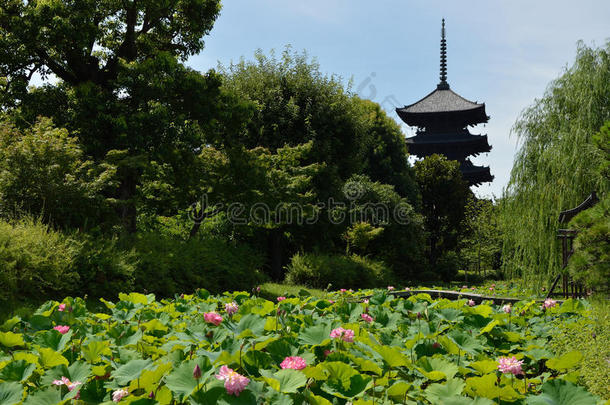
top-left (414, 154), bottom-right (469, 268)
top-left (218, 48), bottom-right (423, 277)
top-left (501, 42), bottom-right (610, 285)
top-left (0, 0), bottom-right (224, 231)
top-left (460, 196), bottom-right (503, 278)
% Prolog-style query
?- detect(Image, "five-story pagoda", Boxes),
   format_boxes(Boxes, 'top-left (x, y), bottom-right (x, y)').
top-left (396, 19), bottom-right (493, 186)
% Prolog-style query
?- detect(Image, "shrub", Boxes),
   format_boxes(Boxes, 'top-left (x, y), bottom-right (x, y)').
top-left (436, 251), bottom-right (461, 282)
top-left (0, 118), bottom-right (116, 229)
top-left (0, 218), bottom-right (80, 304)
top-left (73, 236), bottom-right (137, 298)
top-left (128, 233), bottom-right (266, 296)
top-left (285, 252), bottom-right (394, 290)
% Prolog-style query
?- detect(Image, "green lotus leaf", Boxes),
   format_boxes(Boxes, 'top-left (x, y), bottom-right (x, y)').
top-left (298, 323), bottom-right (332, 346)
top-left (111, 358), bottom-right (154, 386)
top-left (468, 360), bottom-right (498, 375)
top-left (33, 329), bottom-right (73, 352)
top-left (478, 320), bottom-right (500, 335)
top-left (523, 347), bottom-right (554, 361)
top-left (0, 381), bottom-right (23, 405)
top-left (37, 348), bottom-right (69, 369)
top-left (0, 332), bottom-right (24, 348)
top-left (128, 362), bottom-right (173, 393)
top-left (118, 292), bottom-right (155, 305)
top-left (471, 305), bottom-right (493, 318)
top-left (261, 369), bottom-right (307, 393)
top-left (233, 314), bottom-right (265, 337)
top-left (0, 360), bottom-right (36, 382)
top-left (216, 390), bottom-right (258, 405)
top-left (386, 381), bottom-right (411, 400)
top-left (525, 379), bottom-right (598, 405)
top-left (1, 317), bottom-right (21, 333)
top-left (418, 356), bottom-right (459, 380)
top-left (424, 378), bottom-right (465, 402)
top-left (303, 390), bottom-right (333, 405)
top-left (165, 359), bottom-right (212, 400)
top-left (546, 351), bottom-right (583, 371)
top-left (41, 361), bottom-right (92, 387)
top-left (464, 374), bottom-right (521, 401)
top-left (351, 357), bottom-right (383, 376)
top-left (22, 387), bottom-right (62, 405)
top-left (373, 345), bottom-right (410, 368)
top-left (557, 299), bottom-right (587, 314)
top-left (448, 331), bottom-right (484, 355)
top-left (436, 308), bottom-right (464, 323)
top-left (81, 341), bottom-right (113, 363)
top-left (321, 372), bottom-right (372, 399)
top-left (441, 397), bottom-right (495, 405)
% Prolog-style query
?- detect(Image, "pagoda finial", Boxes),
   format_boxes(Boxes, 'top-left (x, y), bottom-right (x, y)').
top-left (437, 18), bottom-right (449, 90)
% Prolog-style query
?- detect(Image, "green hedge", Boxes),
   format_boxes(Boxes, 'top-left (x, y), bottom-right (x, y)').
top-left (128, 233), bottom-right (266, 296)
top-left (0, 218), bottom-right (136, 305)
top-left (0, 218), bottom-right (80, 304)
top-left (285, 252), bottom-right (394, 290)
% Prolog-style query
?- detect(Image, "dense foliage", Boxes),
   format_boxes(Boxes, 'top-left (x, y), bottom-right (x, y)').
top-left (501, 42), bottom-right (610, 285)
top-left (1, 0), bottom-right (225, 231)
top-left (460, 197), bottom-right (503, 278)
top-left (414, 154), bottom-right (469, 271)
top-left (0, 290), bottom-right (603, 404)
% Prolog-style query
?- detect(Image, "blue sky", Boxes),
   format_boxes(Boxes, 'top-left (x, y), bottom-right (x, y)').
top-left (188, 0), bottom-right (609, 197)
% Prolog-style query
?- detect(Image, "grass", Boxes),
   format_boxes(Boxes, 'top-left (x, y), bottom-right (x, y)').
top-left (259, 282), bottom-right (327, 301)
top-left (548, 295), bottom-right (610, 399)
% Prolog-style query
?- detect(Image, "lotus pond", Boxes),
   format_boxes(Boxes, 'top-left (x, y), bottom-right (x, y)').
top-left (0, 289), bottom-right (605, 404)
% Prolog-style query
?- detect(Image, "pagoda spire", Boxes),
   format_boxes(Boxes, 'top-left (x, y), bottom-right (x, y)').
top-left (437, 18), bottom-right (449, 90)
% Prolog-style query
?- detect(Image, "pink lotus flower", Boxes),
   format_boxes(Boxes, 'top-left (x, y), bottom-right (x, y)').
top-left (204, 312), bottom-right (223, 326)
top-left (280, 356), bottom-right (307, 370)
top-left (405, 287), bottom-right (411, 291)
top-left (225, 302), bottom-right (239, 316)
top-left (277, 296), bottom-right (286, 302)
top-left (462, 285), bottom-right (468, 289)
top-left (387, 286), bottom-right (395, 291)
top-left (324, 349), bottom-right (333, 357)
top-left (328, 300), bottom-right (335, 304)
top-left (216, 365), bottom-right (249, 396)
top-left (330, 327), bottom-right (355, 342)
top-left (339, 288), bottom-right (347, 293)
top-left (542, 298), bottom-right (557, 309)
top-left (361, 313), bottom-right (373, 323)
top-left (53, 325), bottom-right (70, 334)
top-left (52, 376), bottom-right (81, 391)
top-left (489, 287), bottom-right (494, 291)
top-left (497, 356), bottom-right (524, 375)
top-left (467, 299), bottom-right (476, 307)
top-left (362, 299), bottom-right (369, 304)
top-left (112, 388), bottom-right (129, 402)
top-left (471, 287), bottom-right (476, 291)
top-left (502, 304), bottom-right (512, 314)
top-left (58, 303), bottom-right (66, 312)
top-left (193, 364), bottom-right (202, 379)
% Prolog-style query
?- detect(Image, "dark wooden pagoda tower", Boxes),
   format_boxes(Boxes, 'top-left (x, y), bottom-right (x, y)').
top-left (396, 19), bottom-right (493, 186)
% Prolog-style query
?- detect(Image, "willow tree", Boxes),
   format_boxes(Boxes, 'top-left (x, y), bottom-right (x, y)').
top-left (501, 41), bottom-right (610, 286)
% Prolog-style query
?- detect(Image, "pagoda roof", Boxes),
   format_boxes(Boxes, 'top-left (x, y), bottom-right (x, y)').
top-left (406, 133), bottom-right (491, 159)
top-left (396, 87), bottom-right (489, 126)
top-left (460, 160), bottom-right (494, 186)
